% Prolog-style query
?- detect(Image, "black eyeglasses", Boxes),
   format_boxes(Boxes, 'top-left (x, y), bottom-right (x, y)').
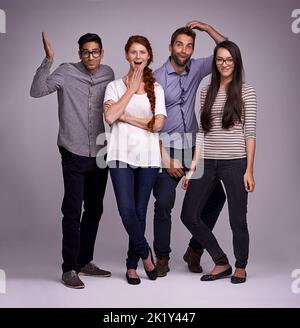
top-left (216, 57), bottom-right (234, 66)
top-left (80, 49), bottom-right (101, 58)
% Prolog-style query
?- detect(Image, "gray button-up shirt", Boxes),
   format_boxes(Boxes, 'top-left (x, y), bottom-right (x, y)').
top-left (30, 58), bottom-right (114, 157)
top-left (154, 56), bottom-right (213, 149)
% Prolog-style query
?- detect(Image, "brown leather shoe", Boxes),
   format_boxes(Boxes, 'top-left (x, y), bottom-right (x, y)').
top-left (61, 270), bottom-right (85, 289)
top-left (183, 246), bottom-right (203, 273)
top-left (79, 262), bottom-right (111, 277)
top-left (156, 256), bottom-right (170, 277)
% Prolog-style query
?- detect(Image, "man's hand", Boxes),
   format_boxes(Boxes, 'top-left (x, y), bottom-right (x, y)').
top-left (186, 20), bottom-right (225, 43)
top-left (42, 32), bottom-right (54, 60)
top-left (160, 145), bottom-right (184, 178)
top-left (186, 20), bottom-right (209, 32)
top-left (165, 157), bottom-right (184, 178)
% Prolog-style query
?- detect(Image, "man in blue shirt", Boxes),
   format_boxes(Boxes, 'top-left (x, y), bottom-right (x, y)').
top-left (153, 20), bottom-right (227, 277)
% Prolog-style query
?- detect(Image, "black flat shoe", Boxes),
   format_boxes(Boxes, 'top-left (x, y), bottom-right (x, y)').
top-left (231, 272), bottom-right (247, 284)
top-left (200, 266), bottom-right (232, 281)
top-left (144, 248), bottom-right (158, 280)
top-left (126, 272), bottom-right (141, 285)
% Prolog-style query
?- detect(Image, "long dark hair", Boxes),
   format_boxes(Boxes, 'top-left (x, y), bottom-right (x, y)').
top-left (201, 40), bottom-right (244, 132)
top-left (125, 35), bottom-right (156, 131)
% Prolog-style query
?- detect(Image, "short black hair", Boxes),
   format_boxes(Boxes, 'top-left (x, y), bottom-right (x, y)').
top-left (170, 27), bottom-right (196, 47)
top-left (78, 33), bottom-right (102, 51)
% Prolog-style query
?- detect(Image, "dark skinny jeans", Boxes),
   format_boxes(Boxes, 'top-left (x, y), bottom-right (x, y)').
top-left (181, 158), bottom-right (249, 269)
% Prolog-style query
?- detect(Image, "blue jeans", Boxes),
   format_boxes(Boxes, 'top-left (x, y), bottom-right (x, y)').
top-left (181, 158), bottom-right (249, 268)
top-left (153, 147), bottom-right (226, 257)
top-left (110, 163), bottom-right (159, 269)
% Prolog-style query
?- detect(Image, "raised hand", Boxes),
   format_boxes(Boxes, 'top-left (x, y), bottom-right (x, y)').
top-left (186, 20), bottom-right (225, 43)
top-left (42, 32), bottom-right (54, 60)
top-left (186, 20), bottom-right (209, 32)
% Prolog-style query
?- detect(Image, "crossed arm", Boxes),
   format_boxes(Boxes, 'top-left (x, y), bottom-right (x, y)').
top-left (104, 67), bottom-right (166, 132)
top-left (104, 99), bottom-right (165, 132)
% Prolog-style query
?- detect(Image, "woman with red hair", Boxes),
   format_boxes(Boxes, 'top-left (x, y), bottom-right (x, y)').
top-left (104, 35), bottom-right (166, 285)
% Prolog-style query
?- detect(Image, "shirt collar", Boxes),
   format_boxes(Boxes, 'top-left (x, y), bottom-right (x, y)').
top-left (165, 56), bottom-right (191, 75)
top-left (77, 61), bottom-right (102, 76)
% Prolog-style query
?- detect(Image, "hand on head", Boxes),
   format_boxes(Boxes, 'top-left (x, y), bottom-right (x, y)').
top-left (186, 20), bottom-right (208, 32)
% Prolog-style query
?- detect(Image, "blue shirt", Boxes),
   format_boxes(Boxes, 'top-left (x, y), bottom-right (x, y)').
top-left (154, 55), bottom-right (213, 149)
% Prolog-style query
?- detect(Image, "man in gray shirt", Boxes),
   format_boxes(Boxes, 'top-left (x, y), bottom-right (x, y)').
top-left (153, 21), bottom-right (227, 277)
top-left (30, 32), bottom-right (114, 288)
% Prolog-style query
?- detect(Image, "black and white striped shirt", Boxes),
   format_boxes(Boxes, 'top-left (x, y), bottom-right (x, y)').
top-left (196, 83), bottom-right (257, 159)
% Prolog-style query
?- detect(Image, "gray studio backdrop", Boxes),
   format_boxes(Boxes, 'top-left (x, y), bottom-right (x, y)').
top-left (0, 0), bottom-right (299, 303)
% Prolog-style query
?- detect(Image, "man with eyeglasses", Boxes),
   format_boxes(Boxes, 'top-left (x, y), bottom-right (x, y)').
top-left (30, 32), bottom-right (114, 289)
top-left (153, 21), bottom-right (227, 277)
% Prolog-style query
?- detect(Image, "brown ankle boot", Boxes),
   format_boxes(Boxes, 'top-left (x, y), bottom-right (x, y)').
top-left (183, 246), bottom-right (203, 273)
top-left (156, 256), bottom-right (170, 277)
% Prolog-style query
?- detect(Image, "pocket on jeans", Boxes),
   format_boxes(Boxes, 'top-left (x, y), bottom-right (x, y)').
top-left (231, 158), bottom-right (247, 171)
top-left (59, 146), bottom-right (76, 158)
top-left (59, 146), bottom-right (77, 169)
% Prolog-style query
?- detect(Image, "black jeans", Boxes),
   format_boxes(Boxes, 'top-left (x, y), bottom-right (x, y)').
top-left (110, 162), bottom-right (159, 270)
top-left (181, 158), bottom-right (249, 269)
top-left (59, 146), bottom-right (108, 272)
top-left (153, 147), bottom-right (226, 258)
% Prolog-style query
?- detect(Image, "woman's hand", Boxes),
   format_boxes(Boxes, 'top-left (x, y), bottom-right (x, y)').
top-left (181, 160), bottom-right (198, 190)
top-left (103, 100), bottom-right (115, 112)
top-left (126, 68), bottom-right (143, 94)
top-left (181, 177), bottom-right (190, 190)
top-left (118, 113), bottom-right (127, 122)
top-left (181, 169), bottom-right (195, 190)
top-left (244, 170), bottom-right (255, 192)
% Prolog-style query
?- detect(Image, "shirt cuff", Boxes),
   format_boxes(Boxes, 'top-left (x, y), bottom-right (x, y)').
top-left (41, 57), bottom-right (54, 66)
top-left (216, 37), bottom-right (228, 45)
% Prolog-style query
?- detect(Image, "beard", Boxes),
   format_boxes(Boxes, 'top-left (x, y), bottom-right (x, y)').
top-left (171, 52), bottom-right (191, 68)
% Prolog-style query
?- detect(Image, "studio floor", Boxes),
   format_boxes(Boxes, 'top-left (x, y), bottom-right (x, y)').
top-left (0, 239), bottom-right (298, 308)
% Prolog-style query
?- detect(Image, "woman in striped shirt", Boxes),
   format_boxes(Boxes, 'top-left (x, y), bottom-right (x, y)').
top-left (180, 40), bottom-right (257, 284)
